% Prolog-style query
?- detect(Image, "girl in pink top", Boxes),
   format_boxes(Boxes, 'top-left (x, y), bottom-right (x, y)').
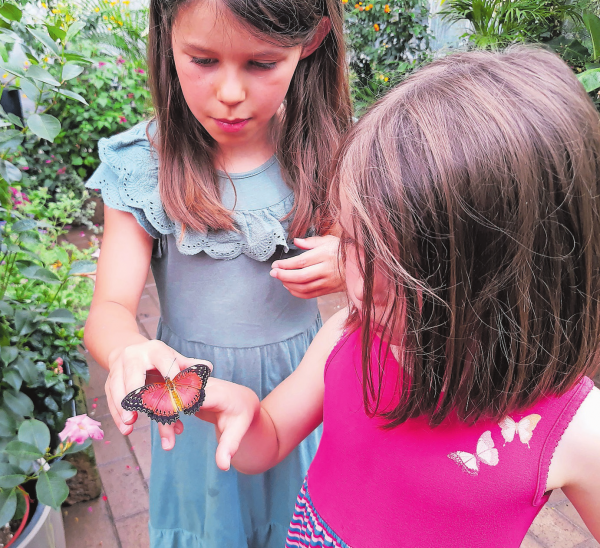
top-left (180, 48), bottom-right (600, 547)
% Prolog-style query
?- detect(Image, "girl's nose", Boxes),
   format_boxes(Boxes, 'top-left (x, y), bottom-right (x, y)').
top-left (216, 71), bottom-right (246, 105)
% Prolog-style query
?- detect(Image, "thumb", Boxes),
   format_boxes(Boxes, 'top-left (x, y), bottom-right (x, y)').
top-left (293, 236), bottom-right (325, 250)
top-left (214, 418), bottom-right (248, 471)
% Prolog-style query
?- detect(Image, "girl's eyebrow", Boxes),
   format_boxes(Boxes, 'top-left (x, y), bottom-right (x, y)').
top-left (182, 41), bottom-right (284, 58)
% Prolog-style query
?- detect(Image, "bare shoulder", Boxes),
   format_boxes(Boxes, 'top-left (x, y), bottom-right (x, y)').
top-left (310, 308), bottom-right (350, 358)
top-left (548, 385), bottom-right (600, 489)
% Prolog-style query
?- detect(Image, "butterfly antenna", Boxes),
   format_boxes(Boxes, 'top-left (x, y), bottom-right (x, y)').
top-left (165, 357), bottom-right (177, 379)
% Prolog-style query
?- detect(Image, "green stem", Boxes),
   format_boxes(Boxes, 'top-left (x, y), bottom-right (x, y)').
top-left (47, 276), bottom-right (68, 309)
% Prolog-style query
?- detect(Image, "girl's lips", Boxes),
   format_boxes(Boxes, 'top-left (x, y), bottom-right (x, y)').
top-left (213, 118), bottom-right (250, 133)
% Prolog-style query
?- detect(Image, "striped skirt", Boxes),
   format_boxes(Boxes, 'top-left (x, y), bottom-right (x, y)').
top-left (285, 477), bottom-right (351, 548)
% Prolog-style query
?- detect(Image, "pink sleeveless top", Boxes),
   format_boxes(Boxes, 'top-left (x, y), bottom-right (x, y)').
top-left (286, 329), bottom-right (593, 548)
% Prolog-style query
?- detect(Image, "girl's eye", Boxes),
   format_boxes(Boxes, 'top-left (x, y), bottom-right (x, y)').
top-left (191, 57), bottom-right (216, 66)
top-left (250, 61), bottom-right (276, 70)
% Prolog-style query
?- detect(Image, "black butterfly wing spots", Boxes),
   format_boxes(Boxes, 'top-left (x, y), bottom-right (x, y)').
top-left (121, 383), bottom-right (180, 425)
top-left (174, 363), bottom-right (211, 416)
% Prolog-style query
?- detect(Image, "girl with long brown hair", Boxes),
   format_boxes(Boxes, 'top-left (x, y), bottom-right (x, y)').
top-left (83, 0), bottom-right (351, 545)
top-left (192, 47), bottom-right (600, 547)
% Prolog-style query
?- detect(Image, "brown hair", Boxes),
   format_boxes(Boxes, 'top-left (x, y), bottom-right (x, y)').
top-left (148, 0), bottom-right (352, 235)
top-left (332, 47), bottom-right (600, 427)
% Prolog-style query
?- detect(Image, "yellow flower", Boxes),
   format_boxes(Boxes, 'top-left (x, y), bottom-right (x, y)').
top-left (41, 2), bottom-right (47, 7)
top-left (384, 77), bottom-right (389, 82)
top-left (22, 94), bottom-right (27, 98)
top-left (23, 61), bottom-right (29, 67)
top-left (374, 23), bottom-right (380, 31)
top-left (354, 2), bottom-right (359, 6)
top-left (365, 3), bottom-right (373, 10)
top-left (103, 15), bottom-right (108, 19)
top-left (118, 20), bottom-right (123, 25)
top-left (123, 0), bottom-right (130, 3)
top-left (44, 56), bottom-right (49, 62)
top-left (94, 7), bottom-right (100, 11)
top-left (2, 73), bottom-right (6, 78)
top-left (52, 8), bottom-right (59, 13)
top-left (110, 15), bottom-right (115, 19)
top-left (107, 25), bottom-right (112, 30)
top-left (51, 261), bottom-right (62, 269)
top-left (384, 4), bottom-right (390, 12)
top-left (341, 0), bottom-right (348, 3)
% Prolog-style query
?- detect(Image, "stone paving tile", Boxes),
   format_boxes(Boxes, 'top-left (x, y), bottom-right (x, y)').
top-left (521, 533), bottom-right (546, 548)
top-left (87, 394), bottom-right (110, 420)
top-left (92, 416), bottom-right (132, 466)
top-left (98, 455), bottom-right (149, 520)
top-left (64, 496), bottom-right (120, 548)
top-left (85, 354), bottom-right (109, 399)
top-left (129, 425), bottom-right (152, 484)
top-left (528, 506), bottom-right (589, 547)
top-left (114, 511), bottom-right (150, 548)
top-left (140, 316), bottom-right (159, 340)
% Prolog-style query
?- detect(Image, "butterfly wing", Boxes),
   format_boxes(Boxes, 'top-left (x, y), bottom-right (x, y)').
top-left (516, 414), bottom-right (541, 446)
top-left (448, 451), bottom-right (480, 475)
top-left (122, 382), bottom-right (180, 425)
top-left (475, 430), bottom-right (499, 467)
top-left (172, 364), bottom-right (210, 416)
top-left (498, 416), bottom-right (516, 445)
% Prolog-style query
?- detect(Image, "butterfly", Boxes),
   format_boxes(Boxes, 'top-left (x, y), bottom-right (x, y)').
top-left (447, 430), bottom-right (499, 476)
top-left (121, 363), bottom-right (211, 425)
top-left (498, 414), bottom-right (541, 448)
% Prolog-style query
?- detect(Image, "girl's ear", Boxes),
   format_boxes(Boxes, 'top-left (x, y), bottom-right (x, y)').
top-left (300, 17), bottom-right (332, 60)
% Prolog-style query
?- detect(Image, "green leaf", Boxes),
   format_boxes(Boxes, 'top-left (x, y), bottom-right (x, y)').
top-left (5, 440), bottom-right (43, 460)
top-left (577, 68), bottom-right (600, 93)
top-left (0, 129), bottom-right (21, 143)
top-left (0, 346), bottom-right (18, 365)
top-left (0, 408), bottom-right (16, 436)
top-left (0, 159), bottom-right (21, 182)
top-left (24, 65), bottom-right (60, 87)
top-left (64, 53), bottom-right (92, 64)
top-left (29, 267), bottom-right (60, 284)
top-left (18, 419), bottom-right (50, 453)
top-left (2, 369), bottom-right (22, 391)
top-left (11, 218), bottom-right (36, 233)
top-left (584, 11), bottom-right (600, 62)
top-left (68, 260), bottom-right (96, 276)
top-left (14, 309), bottom-right (37, 336)
top-left (36, 470), bottom-right (68, 509)
top-left (19, 77), bottom-right (40, 103)
top-left (5, 113), bottom-right (22, 128)
top-left (0, 63), bottom-right (24, 78)
top-left (65, 21), bottom-right (86, 43)
top-left (43, 396), bottom-right (58, 413)
top-left (46, 308), bottom-right (76, 323)
top-left (3, 390), bottom-right (34, 417)
top-left (0, 487), bottom-right (17, 526)
top-left (0, 3), bottom-right (22, 22)
top-left (56, 88), bottom-right (88, 105)
top-left (45, 24), bottom-right (66, 42)
top-left (61, 63), bottom-right (84, 82)
top-left (0, 300), bottom-right (14, 317)
top-left (14, 355), bottom-right (37, 385)
top-left (27, 114), bottom-right (61, 143)
top-left (0, 463), bottom-right (26, 489)
top-left (49, 460), bottom-right (76, 479)
top-left (27, 28), bottom-right (59, 56)
top-left (0, 42), bottom-right (7, 63)
top-left (0, 28), bottom-right (18, 43)
top-left (64, 437), bottom-right (92, 454)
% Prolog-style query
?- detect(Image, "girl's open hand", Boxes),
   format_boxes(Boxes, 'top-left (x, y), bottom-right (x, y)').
top-left (105, 340), bottom-right (199, 447)
top-left (270, 235), bottom-right (343, 299)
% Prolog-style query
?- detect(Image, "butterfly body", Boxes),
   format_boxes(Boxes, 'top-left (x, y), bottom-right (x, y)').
top-left (122, 364), bottom-right (211, 425)
top-left (448, 431), bottom-right (499, 476)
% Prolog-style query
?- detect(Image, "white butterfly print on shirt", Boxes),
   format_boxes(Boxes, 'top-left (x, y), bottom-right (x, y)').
top-left (448, 430), bottom-right (499, 476)
top-left (498, 414), bottom-right (541, 448)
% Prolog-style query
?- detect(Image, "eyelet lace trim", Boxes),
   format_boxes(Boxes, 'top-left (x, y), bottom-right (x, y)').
top-left (85, 122), bottom-right (294, 261)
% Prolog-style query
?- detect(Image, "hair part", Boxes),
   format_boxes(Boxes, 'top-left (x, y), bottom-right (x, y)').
top-left (332, 47), bottom-right (600, 427)
top-left (147, 0), bottom-right (352, 236)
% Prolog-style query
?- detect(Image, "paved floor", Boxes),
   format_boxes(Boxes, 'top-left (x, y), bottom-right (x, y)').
top-left (62, 244), bottom-right (599, 547)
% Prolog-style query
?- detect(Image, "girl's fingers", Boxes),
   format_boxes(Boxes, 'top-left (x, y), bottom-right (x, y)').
top-left (157, 421), bottom-right (179, 451)
top-left (214, 418), bottom-right (250, 471)
top-left (270, 262), bottom-right (325, 284)
top-left (106, 379), bottom-right (134, 435)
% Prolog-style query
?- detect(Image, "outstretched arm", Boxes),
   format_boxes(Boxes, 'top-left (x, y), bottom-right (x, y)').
top-left (551, 386), bottom-right (600, 540)
top-left (196, 308), bottom-right (348, 473)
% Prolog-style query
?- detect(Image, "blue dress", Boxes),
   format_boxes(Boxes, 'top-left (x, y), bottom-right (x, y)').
top-left (86, 122), bottom-right (321, 548)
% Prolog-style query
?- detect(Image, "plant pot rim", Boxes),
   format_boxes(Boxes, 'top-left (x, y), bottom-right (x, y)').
top-left (10, 502), bottom-right (50, 548)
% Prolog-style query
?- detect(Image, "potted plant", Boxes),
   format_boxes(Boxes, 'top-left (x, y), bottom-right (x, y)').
top-left (0, 414), bottom-right (103, 548)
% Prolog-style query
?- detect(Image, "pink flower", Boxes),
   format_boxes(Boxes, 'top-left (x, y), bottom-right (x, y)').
top-left (59, 414), bottom-right (104, 445)
top-left (116, 56), bottom-right (125, 65)
top-left (127, 93), bottom-right (134, 99)
top-left (46, 159), bottom-right (52, 164)
top-left (134, 68), bottom-right (145, 74)
top-left (118, 116), bottom-right (127, 124)
top-left (21, 166), bottom-right (29, 171)
top-left (55, 357), bottom-right (64, 366)
top-left (98, 62), bottom-right (107, 67)
top-left (57, 167), bottom-right (67, 175)
top-left (53, 365), bottom-right (63, 374)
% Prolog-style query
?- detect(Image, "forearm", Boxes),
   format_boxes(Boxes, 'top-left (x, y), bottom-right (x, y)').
top-left (84, 301), bottom-right (148, 370)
